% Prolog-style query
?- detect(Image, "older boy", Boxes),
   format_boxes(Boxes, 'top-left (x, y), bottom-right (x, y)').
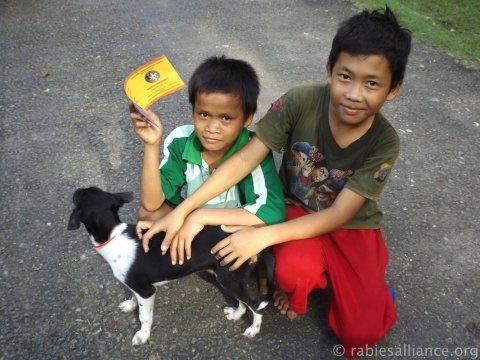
top-left (140, 8), bottom-right (411, 357)
top-left (131, 56), bottom-right (285, 264)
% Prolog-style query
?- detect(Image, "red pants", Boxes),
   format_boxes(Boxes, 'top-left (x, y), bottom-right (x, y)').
top-left (272, 206), bottom-right (397, 358)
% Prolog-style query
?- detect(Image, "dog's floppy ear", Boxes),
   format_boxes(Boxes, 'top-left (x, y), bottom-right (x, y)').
top-left (113, 192), bottom-right (133, 206)
top-left (68, 208), bottom-right (81, 230)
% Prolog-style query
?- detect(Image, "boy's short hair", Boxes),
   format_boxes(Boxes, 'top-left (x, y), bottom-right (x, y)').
top-left (327, 6), bottom-right (411, 90)
top-left (188, 55), bottom-right (260, 120)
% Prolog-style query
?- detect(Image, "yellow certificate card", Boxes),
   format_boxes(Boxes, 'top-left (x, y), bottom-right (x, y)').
top-left (124, 55), bottom-right (185, 110)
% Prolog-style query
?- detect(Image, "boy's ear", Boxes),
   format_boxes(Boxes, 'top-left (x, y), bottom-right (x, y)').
top-left (243, 113), bottom-right (254, 128)
top-left (386, 81), bottom-right (403, 101)
top-left (326, 63), bottom-right (333, 84)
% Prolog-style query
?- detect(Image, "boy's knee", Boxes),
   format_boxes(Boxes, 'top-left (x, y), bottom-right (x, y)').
top-left (137, 204), bottom-right (172, 222)
top-left (333, 308), bottom-right (396, 357)
top-left (137, 206), bottom-right (153, 221)
top-left (338, 326), bottom-right (375, 352)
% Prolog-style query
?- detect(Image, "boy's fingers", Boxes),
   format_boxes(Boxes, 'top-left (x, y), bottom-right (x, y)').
top-left (135, 224), bottom-right (143, 240)
top-left (177, 237), bottom-right (185, 265)
top-left (161, 232), bottom-right (174, 254)
top-left (219, 253), bottom-right (237, 268)
top-left (229, 258), bottom-right (244, 271)
top-left (185, 238), bottom-right (192, 261)
top-left (141, 223), bottom-right (159, 252)
top-left (135, 119), bottom-right (150, 128)
top-left (131, 114), bottom-right (149, 126)
top-left (211, 238), bottom-right (229, 255)
top-left (142, 235), bottom-right (150, 253)
top-left (128, 103), bottom-right (138, 113)
top-left (169, 237), bottom-right (178, 265)
top-left (136, 221), bottom-right (151, 240)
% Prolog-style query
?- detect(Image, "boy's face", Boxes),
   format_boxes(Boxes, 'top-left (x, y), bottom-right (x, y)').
top-left (326, 52), bottom-right (402, 129)
top-left (193, 92), bottom-right (253, 160)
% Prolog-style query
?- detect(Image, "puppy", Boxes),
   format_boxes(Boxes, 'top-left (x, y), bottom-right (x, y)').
top-left (68, 187), bottom-right (274, 345)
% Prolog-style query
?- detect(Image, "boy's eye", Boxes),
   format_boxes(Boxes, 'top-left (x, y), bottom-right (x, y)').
top-left (198, 112), bottom-right (209, 118)
top-left (222, 115), bottom-right (232, 121)
top-left (366, 80), bottom-right (379, 88)
top-left (338, 73), bottom-right (350, 81)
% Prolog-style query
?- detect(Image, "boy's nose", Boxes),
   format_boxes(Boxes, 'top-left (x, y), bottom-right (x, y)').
top-left (346, 83), bottom-right (363, 101)
top-left (206, 118), bottom-right (221, 133)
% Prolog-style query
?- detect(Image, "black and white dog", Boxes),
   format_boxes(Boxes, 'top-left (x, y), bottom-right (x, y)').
top-left (68, 187), bottom-right (274, 345)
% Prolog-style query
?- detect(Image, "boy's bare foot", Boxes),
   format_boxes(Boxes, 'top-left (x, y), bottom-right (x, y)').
top-left (273, 289), bottom-right (298, 319)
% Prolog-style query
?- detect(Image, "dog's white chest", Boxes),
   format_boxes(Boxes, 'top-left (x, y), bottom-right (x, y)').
top-left (93, 225), bottom-right (137, 283)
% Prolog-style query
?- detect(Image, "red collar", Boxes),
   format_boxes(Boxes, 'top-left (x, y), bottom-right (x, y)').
top-left (93, 235), bottom-right (117, 249)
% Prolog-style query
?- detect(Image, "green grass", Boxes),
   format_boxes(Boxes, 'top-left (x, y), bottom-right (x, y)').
top-left (353, 0), bottom-right (480, 69)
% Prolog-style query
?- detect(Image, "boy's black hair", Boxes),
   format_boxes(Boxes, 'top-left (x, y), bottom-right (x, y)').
top-left (327, 6), bottom-right (411, 90)
top-left (188, 55), bottom-right (260, 120)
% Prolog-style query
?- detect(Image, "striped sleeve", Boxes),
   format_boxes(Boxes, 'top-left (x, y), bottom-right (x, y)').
top-left (159, 126), bottom-right (193, 205)
top-left (239, 151), bottom-right (286, 225)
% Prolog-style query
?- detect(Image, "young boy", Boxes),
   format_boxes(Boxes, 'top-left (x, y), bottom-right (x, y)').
top-left (131, 56), bottom-right (285, 265)
top-left (139, 7), bottom-right (411, 357)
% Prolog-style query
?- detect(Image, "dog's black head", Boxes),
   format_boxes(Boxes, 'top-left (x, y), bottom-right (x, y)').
top-left (68, 187), bottom-right (133, 241)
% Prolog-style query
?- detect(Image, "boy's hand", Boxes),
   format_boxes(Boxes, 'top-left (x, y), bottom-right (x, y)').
top-left (136, 220), bottom-right (154, 252)
top-left (139, 206), bottom-right (189, 254)
top-left (129, 103), bottom-right (163, 145)
top-left (169, 211), bottom-right (205, 265)
top-left (211, 227), bottom-right (268, 271)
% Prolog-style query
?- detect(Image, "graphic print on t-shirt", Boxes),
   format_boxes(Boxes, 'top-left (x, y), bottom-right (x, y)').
top-left (286, 141), bottom-right (352, 211)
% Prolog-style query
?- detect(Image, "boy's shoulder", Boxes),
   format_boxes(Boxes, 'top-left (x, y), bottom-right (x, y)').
top-left (163, 125), bottom-right (196, 157)
top-left (280, 83), bottom-right (330, 111)
top-left (165, 124), bottom-right (195, 142)
top-left (286, 83), bottom-right (329, 99)
top-left (371, 112), bottom-right (400, 150)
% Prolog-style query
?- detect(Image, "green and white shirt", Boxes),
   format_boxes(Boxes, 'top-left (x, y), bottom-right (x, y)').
top-left (160, 125), bottom-right (285, 225)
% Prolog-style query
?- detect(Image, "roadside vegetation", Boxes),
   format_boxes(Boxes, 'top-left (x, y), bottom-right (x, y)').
top-left (354, 0), bottom-right (480, 69)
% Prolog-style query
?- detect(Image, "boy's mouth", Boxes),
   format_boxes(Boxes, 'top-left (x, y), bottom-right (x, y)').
top-left (342, 104), bottom-right (363, 115)
top-left (203, 136), bottom-right (222, 144)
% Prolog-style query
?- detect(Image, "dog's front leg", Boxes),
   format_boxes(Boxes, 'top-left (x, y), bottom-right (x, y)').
top-left (131, 292), bottom-right (155, 346)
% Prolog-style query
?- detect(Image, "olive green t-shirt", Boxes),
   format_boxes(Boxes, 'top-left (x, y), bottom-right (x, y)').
top-left (254, 84), bottom-right (400, 229)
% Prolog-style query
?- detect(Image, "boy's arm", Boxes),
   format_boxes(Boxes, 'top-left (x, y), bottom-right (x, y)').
top-left (191, 208), bottom-right (265, 227)
top-left (211, 187), bottom-right (366, 270)
top-left (170, 207), bottom-right (265, 265)
top-left (140, 142), bottom-right (166, 211)
top-left (170, 150), bottom-right (285, 265)
top-left (239, 152), bottom-right (286, 225)
top-left (130, 104), bottom-right (166, 211)
top-left (139, 136), bottom-right (271, 253)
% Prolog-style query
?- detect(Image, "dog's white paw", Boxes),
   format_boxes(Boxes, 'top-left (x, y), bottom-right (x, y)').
top-left (132, 329), bottom-right (150, 346)
top-left (242, 324), bottom-right (260, 338)
top-left (119, 299), bottom-right (137, 313)
top-left (224, 306), bottom-right (245, 321)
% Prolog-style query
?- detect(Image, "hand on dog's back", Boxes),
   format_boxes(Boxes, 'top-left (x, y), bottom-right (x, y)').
top-left (136, 208), bottom-right (188, 255)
